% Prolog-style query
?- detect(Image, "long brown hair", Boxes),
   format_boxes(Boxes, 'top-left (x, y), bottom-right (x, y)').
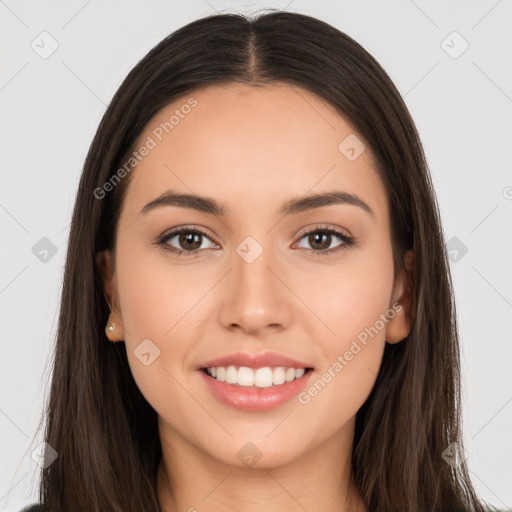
top-left (35, 10), bottom-right (494, 511)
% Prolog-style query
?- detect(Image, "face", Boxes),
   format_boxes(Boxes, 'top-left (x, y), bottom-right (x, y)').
top-left (98, 83), bottom-right (411, 469)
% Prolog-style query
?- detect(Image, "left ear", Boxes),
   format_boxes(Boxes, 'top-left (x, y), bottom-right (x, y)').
top-left (385, 249), bottom-right (414, 344)
top-left (96, 249), bottom-right (125, 342)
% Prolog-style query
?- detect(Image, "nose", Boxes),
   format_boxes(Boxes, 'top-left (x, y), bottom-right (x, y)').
top-left (218, 242), bottom-right (293, 337)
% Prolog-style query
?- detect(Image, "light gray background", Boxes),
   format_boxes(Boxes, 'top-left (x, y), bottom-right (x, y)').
top-left (1, 1), bottom-right (511, 511)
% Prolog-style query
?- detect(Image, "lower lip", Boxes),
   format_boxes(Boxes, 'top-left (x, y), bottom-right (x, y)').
top-left (199, 369), bottom-right (314, 412)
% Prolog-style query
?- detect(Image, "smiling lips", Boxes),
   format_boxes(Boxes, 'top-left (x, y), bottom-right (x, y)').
top-left (199, 351), bottom-right (315, 412)
top-left (199, 350), bottom-right (313, 370)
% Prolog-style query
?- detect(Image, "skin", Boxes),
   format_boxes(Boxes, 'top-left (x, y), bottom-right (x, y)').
top-left (97, 83), bottom-right (413, 512)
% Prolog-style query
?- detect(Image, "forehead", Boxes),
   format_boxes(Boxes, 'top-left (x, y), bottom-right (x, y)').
top-left (122, 83), bottom-right (387, 222)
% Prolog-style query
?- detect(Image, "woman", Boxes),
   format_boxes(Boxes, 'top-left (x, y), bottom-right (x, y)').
top-left (21, 9), bottom-right (495, 512)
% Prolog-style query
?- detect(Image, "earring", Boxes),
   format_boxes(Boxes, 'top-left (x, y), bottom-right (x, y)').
top-left (103, 293), bottom-right (122, 342)
top-left (105, 322), bottom-right (118, 343)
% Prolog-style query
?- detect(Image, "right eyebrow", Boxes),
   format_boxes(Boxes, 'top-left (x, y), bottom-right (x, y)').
top-left (140, 191), bottom-right (227, 217)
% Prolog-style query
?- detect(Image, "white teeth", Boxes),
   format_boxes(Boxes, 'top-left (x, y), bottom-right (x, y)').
top-left (272, 367), bottom-right (286, 385)
top-left (225, 365), bottom-right (238, 384)
top-left (205, 365), bottom-right (309, 387)
top-left (216, 366), bottom-right (226, 382)
top-left (238, 366), bottom-right (255, 386)
top-left (254, 367), bottom-right (273, 388)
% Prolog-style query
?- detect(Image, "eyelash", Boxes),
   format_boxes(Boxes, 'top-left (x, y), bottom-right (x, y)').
top-left (154, 224), bottom-right (355, 258)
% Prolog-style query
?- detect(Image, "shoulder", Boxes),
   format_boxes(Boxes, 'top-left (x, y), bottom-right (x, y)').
top-left (19, 504), bottom-right (43, 512)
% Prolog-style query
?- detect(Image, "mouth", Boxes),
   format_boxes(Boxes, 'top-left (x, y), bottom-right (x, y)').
top-left (199, 365), bottom-right (315, 412)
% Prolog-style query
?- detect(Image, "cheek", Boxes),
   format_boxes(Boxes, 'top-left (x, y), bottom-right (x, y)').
top-left (328, 266), bottom-right (394, 347)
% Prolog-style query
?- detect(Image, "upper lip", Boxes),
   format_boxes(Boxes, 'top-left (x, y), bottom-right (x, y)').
top-left (199, 351), bottom-right (314, 370)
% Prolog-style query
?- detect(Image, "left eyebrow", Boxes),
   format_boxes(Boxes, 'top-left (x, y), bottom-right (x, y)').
top-left (140, 190), bottom-right (375, 220)
top-left (279, 191), bottom-right (375, 220)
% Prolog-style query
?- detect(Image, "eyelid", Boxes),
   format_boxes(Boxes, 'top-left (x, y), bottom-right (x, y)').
top-left (159, 224), bottom-right (216, 239)
top-left (294, 223), bottom-right (352, 240)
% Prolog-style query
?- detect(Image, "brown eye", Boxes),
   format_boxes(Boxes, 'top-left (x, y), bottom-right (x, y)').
top-left (176, 232), bottom-right (203, 251)
top-left (294, 225), bottom-right (355, 256)
top-left (297, 230), bottom-right (345, 252)
top-left (157, 227), bottom-right (217, 255)
top-left (306, 232), bottom-right (335, 251)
